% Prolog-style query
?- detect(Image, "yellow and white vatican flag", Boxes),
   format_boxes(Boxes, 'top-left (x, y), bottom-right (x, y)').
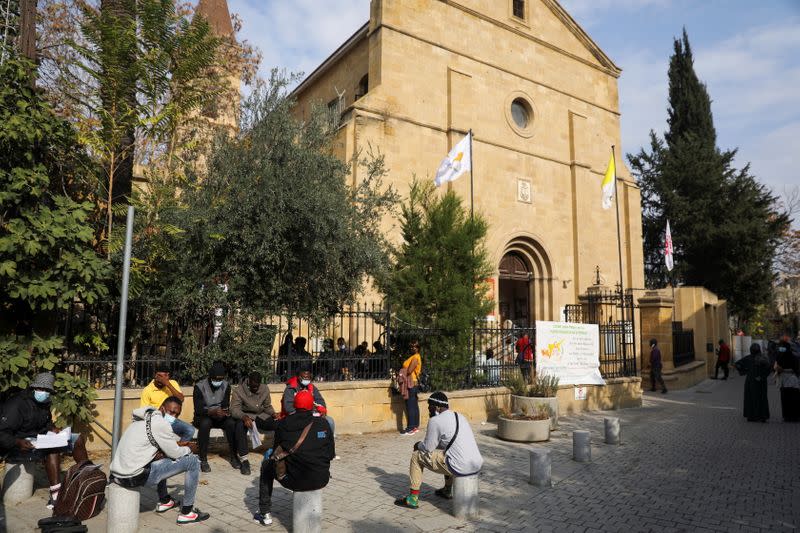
top-left (600, 151), bottom-right (615, 210)
top-left (435, 132), bottom-right (472, 187)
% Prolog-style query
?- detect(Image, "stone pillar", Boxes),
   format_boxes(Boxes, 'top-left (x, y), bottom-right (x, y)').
top-left (529, 449), bottom-right (551, 487)
top-left (453, 475), bottom-right (479, 520)
top-left (638, 291), bottom-right (675, 371)
top-left (572, 430), bottom-right (591, 463)
top-left (293, 490), bottom-right (322, 533)
top-left (2, 462), bottom-right (35, 505)
top-left (106, 483), bottom-right (140, 533)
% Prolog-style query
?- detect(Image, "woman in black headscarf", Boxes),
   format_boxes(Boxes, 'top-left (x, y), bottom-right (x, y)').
top-left (735, 343), bottom-right (771, 422)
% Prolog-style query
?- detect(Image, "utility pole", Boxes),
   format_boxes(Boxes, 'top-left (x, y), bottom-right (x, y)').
top-left (18, 0), bottom-right (36, 61)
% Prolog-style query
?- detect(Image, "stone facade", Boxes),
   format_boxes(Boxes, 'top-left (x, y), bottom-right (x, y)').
top-left (292, 0), bottom-right (645, 323)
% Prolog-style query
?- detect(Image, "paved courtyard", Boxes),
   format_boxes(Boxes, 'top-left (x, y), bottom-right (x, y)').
top-left (4, 376), bottom-right (800, 532)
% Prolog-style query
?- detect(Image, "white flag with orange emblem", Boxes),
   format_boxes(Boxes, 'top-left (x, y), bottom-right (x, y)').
top-left (434, 132), bottom-right (471, 187)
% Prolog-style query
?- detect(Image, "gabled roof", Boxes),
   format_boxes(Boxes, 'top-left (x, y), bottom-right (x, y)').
top-left (292, 23), bottom-right (370, 98)
top-left (543, 0), bottom-right (621, 75)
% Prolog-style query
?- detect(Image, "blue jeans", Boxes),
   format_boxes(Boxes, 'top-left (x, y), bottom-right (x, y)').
top-left (145, 454), bottom-right (200, 507)
top-left (405, 387), bottom-right (420, 430)
top-left (171, 418), bottom-right (196, 442)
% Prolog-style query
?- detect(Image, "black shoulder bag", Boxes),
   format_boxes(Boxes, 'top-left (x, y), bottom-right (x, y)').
top-left (444, 411), bottom-right (459, 453)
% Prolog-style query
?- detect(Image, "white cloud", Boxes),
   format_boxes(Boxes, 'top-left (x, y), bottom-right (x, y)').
top-left (232, 0), bottom-right (370, 82)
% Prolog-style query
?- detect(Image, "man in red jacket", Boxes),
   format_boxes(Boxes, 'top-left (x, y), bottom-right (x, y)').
top-left (713, 339), bottom-right (731, 380)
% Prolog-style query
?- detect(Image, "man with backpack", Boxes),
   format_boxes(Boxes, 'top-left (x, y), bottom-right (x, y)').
top-left (110, 396), bottom-right (210, 525)
top-left (0, 373), bottom-right (89, 510)
top-left (395, 391), bottom-right (483, 509)
top-left (254, 390), bottom-right (335, 526)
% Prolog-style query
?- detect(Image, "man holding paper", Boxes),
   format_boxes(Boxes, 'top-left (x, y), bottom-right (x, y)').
top-left (230, 372), bottom-right (278, 475)
top-left (0, 373), bottom-right (88, 509)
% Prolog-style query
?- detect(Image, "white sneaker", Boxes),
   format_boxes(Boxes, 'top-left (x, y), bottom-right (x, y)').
top-left (254, 512), bottom-right (273, 526)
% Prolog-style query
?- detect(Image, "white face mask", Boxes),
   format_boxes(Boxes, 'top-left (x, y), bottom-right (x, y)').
top-left (211, 380), bottom-right (224, 388)
top-left (300, 379), bottom-right (311, 387)
top-left (163, 413), bottom-right (176, 424)
top-left (33, 390), bottom-right (51, 403)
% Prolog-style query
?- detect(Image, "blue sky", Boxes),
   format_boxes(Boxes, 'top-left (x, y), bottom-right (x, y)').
top-left (232, 0), bottom-right (799, 197)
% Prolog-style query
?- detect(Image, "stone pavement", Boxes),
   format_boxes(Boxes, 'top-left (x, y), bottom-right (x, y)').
top-left (4, 375), bottom-right (800, 532)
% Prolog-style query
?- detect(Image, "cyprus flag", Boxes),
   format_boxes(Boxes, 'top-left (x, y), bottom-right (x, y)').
top-left (434, 132), bottom-right (471, 187)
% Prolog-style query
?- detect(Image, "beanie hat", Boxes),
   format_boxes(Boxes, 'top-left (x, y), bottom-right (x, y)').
top-left (427, 391), bottom-right (449, 407)
top-left (31, 372), bottom-right (56, 392)
top-left (294, 390), bottom-right (314, 411)
top-left (209, 361), bottom-right (227, 378)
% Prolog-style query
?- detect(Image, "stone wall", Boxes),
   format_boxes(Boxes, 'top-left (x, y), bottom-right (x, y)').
top-left (80, 378), bottom-right (641, 451)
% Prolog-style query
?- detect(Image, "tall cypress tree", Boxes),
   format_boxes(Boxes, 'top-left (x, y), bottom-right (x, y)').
top-left (629, 29), bottom-right (789, 324)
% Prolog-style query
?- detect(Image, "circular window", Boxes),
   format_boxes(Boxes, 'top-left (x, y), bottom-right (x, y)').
top-left (511, 99), bottom-right (530, 129)
top-left (504, 92), bottom-right (536, 138)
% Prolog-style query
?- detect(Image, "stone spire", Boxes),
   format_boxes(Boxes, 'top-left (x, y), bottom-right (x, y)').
top-left (196, 0), bottom-right (234, 37)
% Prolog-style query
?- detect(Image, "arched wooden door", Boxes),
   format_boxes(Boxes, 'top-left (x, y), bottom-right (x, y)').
top-left (498, 252), bottom-right (531, 326)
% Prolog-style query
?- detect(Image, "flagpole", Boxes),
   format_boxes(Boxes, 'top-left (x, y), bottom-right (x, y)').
top-left (611, 145), bottom-right (628, 370)
top-left (469, 129), bottom-right (474, 220)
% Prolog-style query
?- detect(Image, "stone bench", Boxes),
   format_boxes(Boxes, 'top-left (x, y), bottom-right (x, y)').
top-left (293, 489), bottom-right (322, 533)
top-left (1, 461), bottom-right (36, 505)
top-left (106, 482), bottom-right (140, 533)
top-left (453, 474), bottom-right (479, 520)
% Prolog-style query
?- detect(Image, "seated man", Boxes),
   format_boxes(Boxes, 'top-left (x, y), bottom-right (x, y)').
top-left (193, 361), bottom-right (247, 473)
top-left (140, 363), bottom-right (195, 441)
top-left (229, 372), bottom-right (278, 475)
top-left (0, 373), bottom-right (88, 509)
top-left (280, 364), bottom-right (335, 436)
top-left (110, 396), bottom-right (209, 525)
top-left (395, 391), bottom-right (483, 509)
top-left (254, 390), bottom-right (335, 526)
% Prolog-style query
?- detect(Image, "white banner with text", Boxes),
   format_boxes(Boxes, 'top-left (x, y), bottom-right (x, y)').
top-left (535, 321), bottom-right (605, 386)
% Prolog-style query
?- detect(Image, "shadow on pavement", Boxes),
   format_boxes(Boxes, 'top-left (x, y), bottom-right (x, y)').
top-left (365, 466), bottom-right (407, 498)
top-left (351, 519), bottom-right (406, 532)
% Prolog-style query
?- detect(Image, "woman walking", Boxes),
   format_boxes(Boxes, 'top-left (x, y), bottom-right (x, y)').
top-left (735, 344), bottom-right (771, 422)
top-left (399, 341), bottom-right (422, 435)
top-left (775, 332), bottom-right (800, 422)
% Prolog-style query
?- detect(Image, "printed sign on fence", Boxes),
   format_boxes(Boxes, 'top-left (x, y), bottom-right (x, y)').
top-left (535, 321), bottom-right (605, 386)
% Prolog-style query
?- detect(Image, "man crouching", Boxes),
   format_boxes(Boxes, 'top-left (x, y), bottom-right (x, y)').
top-left (254, 389), bottom-right (335, 526)
top-left (395, 391), bottom-right (483, 509)
top-left (110, 396), bottom-right (210, 524)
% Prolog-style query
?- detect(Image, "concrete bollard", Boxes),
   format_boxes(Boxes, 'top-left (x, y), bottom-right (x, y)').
top-left (529, 448), bottom-right (552, 487)
top-left (293, 489), bottom-right (322, 533)
top-left (2, 462), bottom-right (35, 505)
top-left (453, 474), bottom-right (479, 520)
top-left (106, 483), bottom-right (140, 533)
top-left (572, 430), bottom-right (591, 463)
top-left (604, 417), bottom-right (621, 445)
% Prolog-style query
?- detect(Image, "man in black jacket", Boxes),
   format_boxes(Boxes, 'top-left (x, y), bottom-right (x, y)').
top-left (253, 389), bottom-right (335, 526)
top-left (0, 373), bottom-right (88, 509)
top-left (193, 361), bottom-right (247, 473)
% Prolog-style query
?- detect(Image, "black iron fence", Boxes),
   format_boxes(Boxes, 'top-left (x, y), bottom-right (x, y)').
top-left (672, 325), bottom-right (695, 367)
top-left (563, 288), bottom-right (638, 378)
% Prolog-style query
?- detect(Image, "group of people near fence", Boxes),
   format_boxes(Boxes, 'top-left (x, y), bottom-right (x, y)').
top-left (276, 334), bottom-right (389, 382)
top-left (0, 341), bottom-right (486, 527)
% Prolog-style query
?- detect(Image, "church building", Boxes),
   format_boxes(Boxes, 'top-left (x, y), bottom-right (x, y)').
top-left (291, 0), bottom-right (645, 326)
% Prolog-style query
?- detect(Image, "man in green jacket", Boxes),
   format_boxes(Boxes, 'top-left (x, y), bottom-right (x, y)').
top-left (230, 372), bottom-right (278, 475)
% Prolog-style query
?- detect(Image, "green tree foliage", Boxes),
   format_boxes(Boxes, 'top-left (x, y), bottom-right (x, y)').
top-left (380, 179), bottom-right (492, 388)
top-left (0, 58), bottom-right (107, 422)
top-left (628, 29), bottom-right (789, 322)
top-left (138, 75), bottom-right (397, 374)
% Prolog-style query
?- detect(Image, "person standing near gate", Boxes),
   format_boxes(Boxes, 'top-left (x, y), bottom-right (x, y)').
top-left (712, 339), bottom-right (731, 380)
top-left (649, 339), bottom-right (667, 394)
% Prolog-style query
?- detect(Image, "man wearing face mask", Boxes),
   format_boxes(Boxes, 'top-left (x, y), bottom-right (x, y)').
top-left (140, 362), bottom-right (195, 442)
top-left (395, 392), bottom-right (483, 509)
top-left (280, 364), bottom-right (336, 437)
top-left (192, 361), bottom-right (246, 473)
top-left (111, 396), bottom-right (210, 524)
top-left (0, 373), bottom-right (88, 510)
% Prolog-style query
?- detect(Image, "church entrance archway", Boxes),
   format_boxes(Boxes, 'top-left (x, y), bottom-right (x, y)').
top-left (497, 237), bottom-right (554, 326)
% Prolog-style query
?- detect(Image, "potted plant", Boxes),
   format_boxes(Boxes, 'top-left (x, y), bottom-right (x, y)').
top-left (496, 404), bottom-right (551, 442)
top-left (505, 373), bottom-right (560, 430)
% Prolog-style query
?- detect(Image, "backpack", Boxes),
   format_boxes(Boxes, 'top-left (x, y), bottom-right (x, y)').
top-left (417, 371), bottom-right (431, 393)
top-left (37, 516), bottom-right (88, 533)
top-left (52, 460), bottom-right (107, 521)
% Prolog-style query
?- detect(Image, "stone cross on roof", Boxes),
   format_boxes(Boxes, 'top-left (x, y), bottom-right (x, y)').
top-left (196, 0), bottom-right (233, 37)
